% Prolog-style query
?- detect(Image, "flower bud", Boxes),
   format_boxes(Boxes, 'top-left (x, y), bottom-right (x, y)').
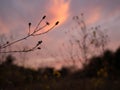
top-left (37, 47), bottom-right (41, 49)
top-left (37, 40), bottom-right (42, 46)
top-left (55, 21), bottom-right (59, 25)
top-left (28, 22), bottom-right (31, 26)
top-left (46, 22), bottom-right (50, 25)
top-left (6, 41), bottom-right (9, 44)
top-left (42, 15), bottom-right (46, 19)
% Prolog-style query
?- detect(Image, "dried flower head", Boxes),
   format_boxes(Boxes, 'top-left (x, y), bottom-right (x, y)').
top-left (28, 22), bottom-right (31, 26)
top-left (37, 40), bottom-right (42, 46)
top-left (46, 22), bottom-right (50, 25)
top-left (6, 41), bottom-right (9, 44)
top-left (55, 21), bottom-right (59, 25)
top-left (42, 15), bottom-right (46, 19)
top-left (37, 47), bottom-right (41, 49)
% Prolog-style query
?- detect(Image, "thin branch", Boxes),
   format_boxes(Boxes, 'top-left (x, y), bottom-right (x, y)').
top-left (0, 42), bottom-right (40, 53)
top-left (32, 25), bottom-right (55, 36)
top-left (32, 21), bottom-right (59, 36)
top-left (34, 15), bottom-right (46, 32)
top-left (0, 16), bottom-right (59, 52)
top-left (28, 22), bottom-right (31, 35)
top-left (0, 35), bottom-right (30, 49)
top-left (32, 24), bottom-right (48, 36)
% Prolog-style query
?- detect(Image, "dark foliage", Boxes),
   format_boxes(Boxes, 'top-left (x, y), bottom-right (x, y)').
top-left (4, 54), bottom-right (15, 65)
top-left (0, 47), bottom-right (120, 90)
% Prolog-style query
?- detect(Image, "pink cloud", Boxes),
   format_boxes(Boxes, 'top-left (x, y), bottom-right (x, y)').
top-left (0, 20), bottom-right (9, 34)
top-left (47, 0), bottom-right (71, 26)
top-left (86, 7), bottom-right (102, 25)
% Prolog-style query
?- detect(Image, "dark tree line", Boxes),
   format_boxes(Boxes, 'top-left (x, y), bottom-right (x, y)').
top-left (78, 47), bottom-right (120, 79)
top-left (0, 47), bottom-right (120, 90)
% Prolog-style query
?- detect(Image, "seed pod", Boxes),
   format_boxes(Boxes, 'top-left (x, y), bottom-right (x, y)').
top-left (42, 15), bottom-right (46, 19)
top-left (6, 41), bottom-right (9, 44)
top-left (28, 22), bottom-right (31, 26)
top-left (37, 47), bottom-right (41, 49)
top-left (46, 22), bottom-right (50, 25)
top-left (55, 21), bottom-right (59, 25)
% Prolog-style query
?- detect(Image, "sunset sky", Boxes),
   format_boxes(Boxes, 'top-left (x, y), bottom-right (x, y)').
top-left (0, 0), bottom-right (120, 69)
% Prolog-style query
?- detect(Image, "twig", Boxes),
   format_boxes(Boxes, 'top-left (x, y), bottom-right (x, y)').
top-left (0, 41), bottom-right (42, 53)
top-left (0, 15), bottom-right (59, 53)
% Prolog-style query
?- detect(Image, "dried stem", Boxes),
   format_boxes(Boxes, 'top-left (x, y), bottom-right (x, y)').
top-left (0, 15), bottom-right (59, 53)
top-left (0, 44), bottom-right (38, 53)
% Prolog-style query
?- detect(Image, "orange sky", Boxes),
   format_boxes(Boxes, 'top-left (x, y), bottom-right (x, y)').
top-left (86, 7), bottom-right (102, 25)
top-left (0, 0), bottom-right (120, 69)
top-left (47, 0), bottom-right (71, 26)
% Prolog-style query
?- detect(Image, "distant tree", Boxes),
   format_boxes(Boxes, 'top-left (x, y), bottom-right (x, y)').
top-left (59, 67), bottom-right (71, 77)
top-left (60, 13), bottom-right (109, 67)
top-left (82, 47), bottom-right (120, 78)
top-left (0, 34), bottom-right (8, 63)
top-left (114, 47), bottom-right (120, 69)
top-left (4, 54), bottom-right (15, 65)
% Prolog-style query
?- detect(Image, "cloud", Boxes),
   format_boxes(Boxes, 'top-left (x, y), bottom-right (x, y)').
top-left (86, 7), bottom-right (102, 25)
top-left (47, 0), bottom-right (71, 26)
top-left (0, 20), bottom-right (8, 34)
top-left (0, 0), bottom-right (120, 69)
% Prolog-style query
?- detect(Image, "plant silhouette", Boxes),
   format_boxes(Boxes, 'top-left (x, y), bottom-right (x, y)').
top-left (0, 15), bottom-right (59, 53)
top-left (0, 47), bottom-right (120, 90)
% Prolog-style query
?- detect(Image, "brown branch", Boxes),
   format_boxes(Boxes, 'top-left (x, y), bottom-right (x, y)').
top-left (0, 45), bottom-right (37, 53)
top-left (0, 41), bottom-right (42, 53)
top-left (32, 21), bottom-right (59, 36)
top-left (34, 15), bottom-right (46, 32)
top-left (0, 15), bottom-right (59, 53)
